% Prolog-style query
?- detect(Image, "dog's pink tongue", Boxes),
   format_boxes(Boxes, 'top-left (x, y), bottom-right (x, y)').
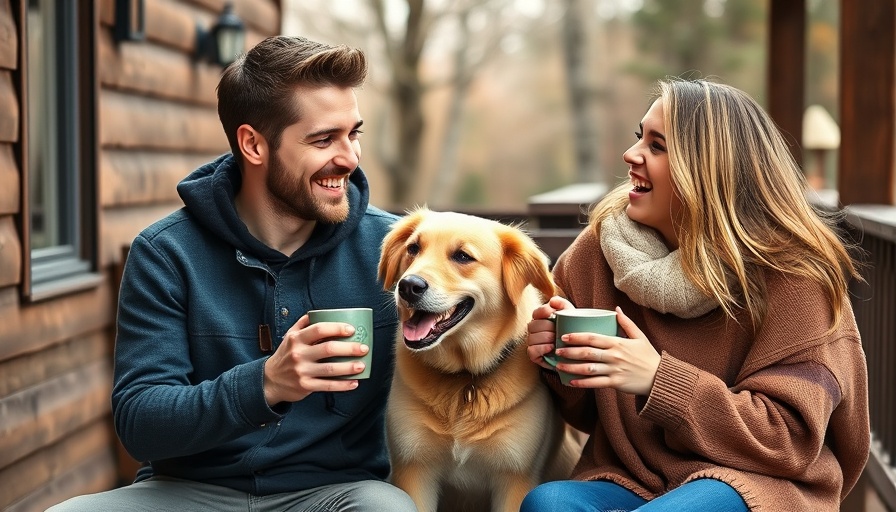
top-left (403, 313), bottom-right (438, 341)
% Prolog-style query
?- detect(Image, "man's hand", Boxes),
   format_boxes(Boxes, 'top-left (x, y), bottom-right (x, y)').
top-left (262, 314), bottom-right (370, 405)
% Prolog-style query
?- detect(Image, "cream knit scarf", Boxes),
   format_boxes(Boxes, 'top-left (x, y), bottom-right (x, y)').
top-left (600, 211), bottom-right (718, 318)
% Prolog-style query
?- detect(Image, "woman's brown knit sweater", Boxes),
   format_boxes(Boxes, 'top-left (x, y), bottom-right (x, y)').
top-left (545, 226), bottom-right (870, 511)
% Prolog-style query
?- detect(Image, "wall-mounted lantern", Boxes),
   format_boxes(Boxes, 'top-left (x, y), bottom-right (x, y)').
top-left (195, 3), bottom-right (246, 68)
top-left (114, 0), bottom-right (146, 42)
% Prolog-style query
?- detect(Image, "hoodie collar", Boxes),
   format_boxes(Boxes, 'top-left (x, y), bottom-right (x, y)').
top-left (176, 153), bottom-right (369, 264)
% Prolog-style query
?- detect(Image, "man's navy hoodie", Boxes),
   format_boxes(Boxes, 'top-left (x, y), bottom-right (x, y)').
top-left (112, 154), bottom-right (399, 495)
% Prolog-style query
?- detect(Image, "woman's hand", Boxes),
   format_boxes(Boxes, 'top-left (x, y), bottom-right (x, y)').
top-left (527, 296), bottom-right (575, 370)
top-left (555, 306), bottom-right (661, 395)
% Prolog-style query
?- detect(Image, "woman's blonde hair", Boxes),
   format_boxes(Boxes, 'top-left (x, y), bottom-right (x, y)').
top-left (590, 78), bottom-right (859, 330)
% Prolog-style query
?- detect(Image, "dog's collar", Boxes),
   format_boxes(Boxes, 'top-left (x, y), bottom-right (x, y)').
top-left (456, 334), bottom-right (525, 405)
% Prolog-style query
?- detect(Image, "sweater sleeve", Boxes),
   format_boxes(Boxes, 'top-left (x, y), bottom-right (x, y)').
top-left (640, 335), bottom-right (866, 480)
top-left (545, 230), bottom-right (601, 433)
top-left (539, 367), bottom-right (597, 434)
top-left (112, 235), bottom-right (284, 462)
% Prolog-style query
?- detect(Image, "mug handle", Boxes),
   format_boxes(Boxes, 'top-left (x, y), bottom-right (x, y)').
top-left (542, 316), bottom-right (559, 368)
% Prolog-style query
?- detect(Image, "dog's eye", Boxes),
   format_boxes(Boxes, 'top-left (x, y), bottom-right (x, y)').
top-left (451, 250), bottom-right (475, 264)
top-left (406, 243), bottom-right (420, 256)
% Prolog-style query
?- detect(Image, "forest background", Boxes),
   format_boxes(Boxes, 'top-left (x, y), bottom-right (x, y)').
top-left (283, 0), bottom-right (838, 211)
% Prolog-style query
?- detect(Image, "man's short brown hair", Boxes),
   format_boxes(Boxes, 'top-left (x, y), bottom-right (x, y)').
top-left (217, 36), bottom-right (367, 162)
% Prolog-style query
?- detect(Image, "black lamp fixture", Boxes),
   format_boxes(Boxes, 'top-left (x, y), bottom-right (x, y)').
top-left (114, 0), bottom-right (146, 42)
top-left (196, 2), bottom-right (246, 67)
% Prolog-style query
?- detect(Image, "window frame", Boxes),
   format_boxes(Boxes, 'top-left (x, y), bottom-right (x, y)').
top-left (18, 0), bottom-right (100, 302)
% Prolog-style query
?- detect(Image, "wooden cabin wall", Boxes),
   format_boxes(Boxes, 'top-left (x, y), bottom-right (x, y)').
top-left (0, 1), bottom-right (280, 510)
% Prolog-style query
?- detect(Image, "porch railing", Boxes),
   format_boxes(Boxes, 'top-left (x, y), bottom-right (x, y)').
top-left (846, 205), bottom-right (896, 511)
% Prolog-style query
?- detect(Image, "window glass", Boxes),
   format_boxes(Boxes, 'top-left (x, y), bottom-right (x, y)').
top-left (24, 0), bottom-right (95, 299)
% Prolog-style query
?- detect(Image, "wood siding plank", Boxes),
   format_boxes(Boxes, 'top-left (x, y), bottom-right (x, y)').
top-left (0, 360), bottom-right (113, 470)
top-left (100, 203), bottom-right (182, 267)
top-left (233, 0), bottom-right (280, 35)
top-left (98, 29), bottom-right (220, 105)
top-left (184, 0), bottom-right (280, 35)
top-left (145, 0), bottom-right (274, 54)
top-left (144, 0), bottom-right (206, 52)
top-left (0, 0), bottom-right (17, 70)
top-left (0, 282), bottom-right (113, 362)
top-left (100, 0), bottom-right (274, 57)
top-left (0, 70), bottom-right (19, 143)
top-left (0, 144), bottom-right (19, 214)
top-left (0, 418), bottom-right (115, 510)
top-left (5, 451), bottom-right (118, 511)
top-left (101, 0), bottom-right (208, 53)
top-left (0, 215), bottom-right (22, 288)
top-left (100, 149), bottom-right (221, 207)
top-left (99, 90), bottom-right (228, 152)
top-left (0, 332), bottom-right (111, 397)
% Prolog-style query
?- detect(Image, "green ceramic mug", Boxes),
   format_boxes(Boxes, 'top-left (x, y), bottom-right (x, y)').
top-left (307, 307), bottom-right (373, 380)
top-left (543, 308), bottom-right (618, 385)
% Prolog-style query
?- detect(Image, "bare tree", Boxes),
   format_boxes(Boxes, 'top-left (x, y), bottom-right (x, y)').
top-left (561, 0), bottom-right (600, 183)
top-left (284, 0), bottom-right (528, 208)
top-left (426, 2), bottom-right (517, 208)
top-left (368, 0), bottom-right (428, 206)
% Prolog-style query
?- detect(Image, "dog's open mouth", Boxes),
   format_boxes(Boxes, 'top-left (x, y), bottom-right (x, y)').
top-left (402, 298), bottom-right (474, 350)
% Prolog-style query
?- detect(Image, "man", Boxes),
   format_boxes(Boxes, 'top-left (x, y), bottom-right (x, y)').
top-left (48, 36), bottom-right (415, 511)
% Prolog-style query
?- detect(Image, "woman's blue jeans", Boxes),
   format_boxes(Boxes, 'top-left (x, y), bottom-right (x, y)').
top-left (520, 478), bottom-right (748, 512)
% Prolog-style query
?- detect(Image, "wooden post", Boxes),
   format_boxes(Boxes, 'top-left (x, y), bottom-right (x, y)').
top-left (767, 0), bottom-right (805, 168)
top-left (839, 0), bottom-right (896, 205)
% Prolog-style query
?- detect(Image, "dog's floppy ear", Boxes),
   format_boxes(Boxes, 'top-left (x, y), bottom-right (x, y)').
top-left (499, 226), bottom-right (557, 306)
top-left (378, 207), bottom-right (427, 290)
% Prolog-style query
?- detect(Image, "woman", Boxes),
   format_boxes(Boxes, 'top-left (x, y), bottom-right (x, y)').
top-left (522, 79), bottom-right (869, 511)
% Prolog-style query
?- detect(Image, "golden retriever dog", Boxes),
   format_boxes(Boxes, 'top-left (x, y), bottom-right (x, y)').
top-left (378, 207), bottom-right (579, 512)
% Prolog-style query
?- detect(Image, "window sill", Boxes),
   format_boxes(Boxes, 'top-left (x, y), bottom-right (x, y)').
top-left (26, 271), bottom-right (104, 303)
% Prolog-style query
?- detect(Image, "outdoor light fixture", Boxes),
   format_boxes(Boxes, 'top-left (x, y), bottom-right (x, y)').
top-left (114, 0), bottom-right (146, 42)
top-left (196, 2), bottom-right (245, 67)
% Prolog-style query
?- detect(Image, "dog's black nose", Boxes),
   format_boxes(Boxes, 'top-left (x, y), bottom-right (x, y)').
top-left (398, 275), bottom-right (428, 302)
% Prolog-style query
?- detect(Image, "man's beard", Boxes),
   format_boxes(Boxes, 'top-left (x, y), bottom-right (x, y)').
top-left (267, 152), bottom-right (351, 224)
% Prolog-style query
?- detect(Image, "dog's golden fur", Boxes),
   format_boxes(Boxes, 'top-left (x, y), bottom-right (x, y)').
top-left (378, 207), bottom-right (579, 512)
